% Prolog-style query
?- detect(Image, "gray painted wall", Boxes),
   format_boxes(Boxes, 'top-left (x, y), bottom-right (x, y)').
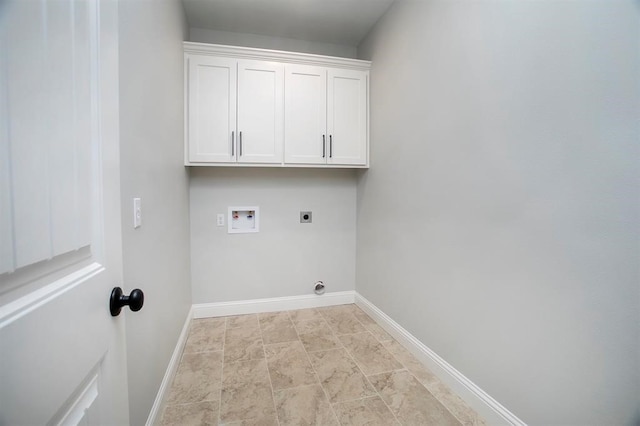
top-left (118, 1), bottom-right (191, 424)
top-left (189, 27), bottom-right (357, 58)
top-left (190, 168), bottom-right (356, 303)
top-left (357, 1), bottom-right (640, 424)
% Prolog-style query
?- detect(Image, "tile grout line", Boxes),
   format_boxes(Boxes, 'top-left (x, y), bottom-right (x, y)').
top-left (162, 320), bottom-right (199, 419)
top-left (258, 313), bottom-right (282, 426)
top-left (161, 319), bottom-right (225, 424)
top-left (338, 305), bottom-right (404, 426)
top-left (217, 317), bottom-right (228, 425)
top-left (318, 306), bottom-right (405, 425)
top-left (351, 305), bottom-right (465, 426)
top-left (317, 307), bottom-right (364, 339)
top-left (370, 320), bottom-right (467, 424)
top-left (288, 308), bottom-right (343, 426)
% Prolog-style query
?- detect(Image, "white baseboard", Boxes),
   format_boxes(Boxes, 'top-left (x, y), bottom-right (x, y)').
top-left (145, 306), bottom-right (193, 426)
top-left (355, 293), bottom-right (526, 426)
top-left (192, 291), bottom-right (356, 318)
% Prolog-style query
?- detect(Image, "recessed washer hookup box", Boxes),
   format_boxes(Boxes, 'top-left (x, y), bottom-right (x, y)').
top-left (228, 206), bottom-right (259, 234)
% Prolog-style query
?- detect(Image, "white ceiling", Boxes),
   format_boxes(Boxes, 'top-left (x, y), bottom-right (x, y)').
top-left (182, 0), bottom-right (396, 46)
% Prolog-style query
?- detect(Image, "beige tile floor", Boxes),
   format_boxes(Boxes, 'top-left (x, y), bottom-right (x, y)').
top-left (159, 304), bottom-right (486, 426)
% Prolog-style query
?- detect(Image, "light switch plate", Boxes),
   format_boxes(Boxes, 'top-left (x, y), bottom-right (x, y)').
top-left (217, 213), bottom-right (225, 226)
top-left (133, 198), bottom-right (142, 228)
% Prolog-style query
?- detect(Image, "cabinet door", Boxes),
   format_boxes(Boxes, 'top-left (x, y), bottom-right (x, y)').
top-left (327, 69), bottom-right (368, 166)
top-left (237, 60), bottom-right (283, 164)
top-left (186, 55), bottom-right (237, 163)
top-left (284, 65), bottom-right (327, 165)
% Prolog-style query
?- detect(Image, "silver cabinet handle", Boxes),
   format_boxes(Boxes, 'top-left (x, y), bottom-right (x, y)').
top-left (329, 135), bottom-right (333, 158)
top-left (322, 135), bottom-right (326, 158)
top-left (231, 131), bottom-right (235, 156)
top-left (239, 131), bottom-right (243, 156)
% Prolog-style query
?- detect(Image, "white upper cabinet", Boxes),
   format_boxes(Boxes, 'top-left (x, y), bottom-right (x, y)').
top-left (184, 43), bottom-right (370, 168)
top-left (237, 60), bottom-right (283, 163)
top-left (187, 55), bottom-right (237, 163)
top-left (284, 65), bottom-right (327, 165)
top-left (186, 55), bottom-right (283, 164)
top-left (284, 66), bottom-right (368, 166)
top-left (327, 69), bottom-right (368, 166)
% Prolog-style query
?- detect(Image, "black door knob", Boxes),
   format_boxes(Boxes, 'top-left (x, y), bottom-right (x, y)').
top-left (110, 287), bottom-right (144, 316)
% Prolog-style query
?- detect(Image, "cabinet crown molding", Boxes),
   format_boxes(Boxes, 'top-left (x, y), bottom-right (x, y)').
top-left (184, 42), bottom-right (371, 71)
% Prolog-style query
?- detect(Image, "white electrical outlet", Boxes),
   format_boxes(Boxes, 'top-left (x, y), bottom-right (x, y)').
top-left (133, 198), bottom-right (142, 228)
top-left (216, 213), bottom-right (225, 227)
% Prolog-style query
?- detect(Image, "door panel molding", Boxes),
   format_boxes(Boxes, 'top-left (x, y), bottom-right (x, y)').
top-left (0, 262), bottom-right (103, 328)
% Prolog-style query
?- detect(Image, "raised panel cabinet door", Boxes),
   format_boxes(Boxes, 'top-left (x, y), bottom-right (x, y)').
top-left (284, 65), bottom-right (327, 164)
top-left (237, 60), bottom-right (284, 163)
top-left (327, 68), bottom-right (368, 166)
top-left (187, 55), bottom-right (237, 163)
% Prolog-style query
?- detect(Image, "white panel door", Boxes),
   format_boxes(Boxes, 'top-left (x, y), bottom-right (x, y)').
top-left (187, 55), bottom-right (237, 163)
top-left (327, 69), bottom-right (368, 166)
top-left (284, 65), bottom-right (327, 165)
top-left (0, 1), bottom-right (129, 424)
top-left (237, 60), bottom-right (284, 163)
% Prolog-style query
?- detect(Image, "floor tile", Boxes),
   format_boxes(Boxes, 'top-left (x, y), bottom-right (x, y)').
top-left (475, 413), bottom-right (489, 426)
top-left (293, 318), bottom-right (327, 335)
top-left (184, 317), bottom-right (226, 354)
top-left (219, 416), bottom-right (279, 425)
top-left (288, 308), bottom-right (324, 325)
top-left (380, 339), bottom-right (486, 424)
top-left (224, 325), bottom-right (264, 363)
top-left (265, 340), bottom-right (317, 390)
top-left (160, 401), bottom-right (219, 426)
top-left (317, 305), bottom-right (356, 316)
top-left (259, 311), bottom-right (299, 344)
top-left (320, 309), bottom-right (367, 335)
top-left (381, 339), bottom-right (441, 388)
top-left (222, 358), bottom-right (270, 387)
top-left (333, 396), bottom-right (399, 426)
top-left (299, 323), bottom-right (341, 352)
top-left (308, 348), bottom-right (376, 403)
top-left (369, 370), bottom-right (462, 426)
top-left (274, 384), bottom-right (338, 426)
top-left (220, 359), bottom-right (276, 423)
top-left (226, 314), bottom-right (260, 330)
top-left (167, 351), bottom-right (223, 404)
top-left (338, 332), bottom-right (403, 375)
top-left (220, 383), bottom-right (276, 424)
top-left (363, 322), bottom-right (393, 343)
top-left (258, 311), bottom-right (290, 322)
top-left (350, 306), bottom-right (377, 325)
top-left (431, 381), bottom-right (484, 426)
